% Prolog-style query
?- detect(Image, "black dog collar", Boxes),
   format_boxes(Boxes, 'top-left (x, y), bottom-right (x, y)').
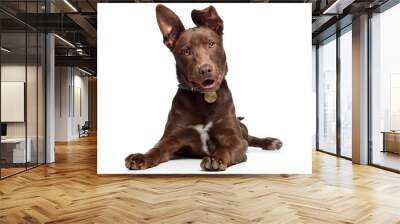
top-left (177, 83), bottom-right (200, 92)
top-left (177, 83), bottom-right (218, 103)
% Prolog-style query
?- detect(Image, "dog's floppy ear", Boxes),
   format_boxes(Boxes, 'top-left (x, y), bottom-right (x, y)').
top-left (156, 4), bottom-right (185, 50)
top-left (191, 6), bottom-right (223, 35)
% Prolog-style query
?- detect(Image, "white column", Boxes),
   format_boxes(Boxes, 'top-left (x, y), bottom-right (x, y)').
top-left (46, 33), bottom-right (55, 163)
top-left (45, 1), bottom-right (55, 163)
top-left (352, 14), bottom-right (369, 164)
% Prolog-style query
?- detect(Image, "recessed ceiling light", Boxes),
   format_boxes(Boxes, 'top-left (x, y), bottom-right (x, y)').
top-left (63, 0), bottom-right (78, 12)
top-left (54, 34), bottom-right (75, 48)
top-left (78, 67), bottom-right (93, 76)
top-left (1, 47), bottom-right (11, 53)
top-left (323, 0), bottom-right (354, 15)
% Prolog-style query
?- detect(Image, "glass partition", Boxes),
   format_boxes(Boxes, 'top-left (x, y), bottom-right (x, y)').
top-left (0, 1), bottom-right (46, 179)
top-left (1, 31), bottom-right (28, 177)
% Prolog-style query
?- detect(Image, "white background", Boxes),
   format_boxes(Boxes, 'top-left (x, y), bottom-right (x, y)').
top-left (98, 3), bottom-right (312, 174)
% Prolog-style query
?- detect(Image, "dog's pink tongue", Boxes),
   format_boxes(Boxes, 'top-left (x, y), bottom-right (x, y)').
top-left (201, 79), bottom-right (215, 88)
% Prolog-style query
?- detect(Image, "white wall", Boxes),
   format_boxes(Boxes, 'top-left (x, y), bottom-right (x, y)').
top-left (1, 65), bottom-right (41, 138)
top-left (55, 67), bottom-right (89, 141)
top-left (73, 73), bottom-right (89, 136)
top-left (55, 66), bottom-right (70, 141)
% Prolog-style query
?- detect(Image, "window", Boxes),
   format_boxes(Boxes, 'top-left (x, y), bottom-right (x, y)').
top-left (339, 28), bottom-right (352, 158)
top-left (371, 3), bottom-right (400, 171)
top-left (318, 36), bottom-right (337, 154)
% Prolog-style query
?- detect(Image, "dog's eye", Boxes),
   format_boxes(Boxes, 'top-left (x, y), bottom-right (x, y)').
top-left (208, 40), bottom-right (215, 48)
top-left (183, 48), bottom-right (191, 56)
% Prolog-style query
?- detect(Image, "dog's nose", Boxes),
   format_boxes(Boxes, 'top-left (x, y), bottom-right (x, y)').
top-left (198, 64), bottom-right (213, 76)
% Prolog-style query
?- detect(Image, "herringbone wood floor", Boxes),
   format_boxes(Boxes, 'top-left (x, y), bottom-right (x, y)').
top-left (1, 135), bottom-right (400, 224)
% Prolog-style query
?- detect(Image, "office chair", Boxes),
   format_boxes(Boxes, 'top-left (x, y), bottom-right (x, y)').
top-left (79, 121), bottom-right (90, 138)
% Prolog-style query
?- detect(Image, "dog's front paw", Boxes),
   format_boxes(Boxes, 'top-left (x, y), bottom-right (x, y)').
top-left (200, 156), bottom-right (228, 171)
top-left (125, 153), bottom-right (150, 170)
top-left (263, 138), bottom-right (283, 150)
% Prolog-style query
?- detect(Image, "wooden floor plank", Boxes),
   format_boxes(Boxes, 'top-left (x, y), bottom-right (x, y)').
top-left (0, 134), bottom-right (400, 223)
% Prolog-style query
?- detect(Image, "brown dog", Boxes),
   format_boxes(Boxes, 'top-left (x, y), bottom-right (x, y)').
top-left (125, 4), bottom-right (282, 171)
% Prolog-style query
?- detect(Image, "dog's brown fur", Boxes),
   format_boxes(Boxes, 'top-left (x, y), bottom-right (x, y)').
top-left (125, 5), bottom-right (282, 171)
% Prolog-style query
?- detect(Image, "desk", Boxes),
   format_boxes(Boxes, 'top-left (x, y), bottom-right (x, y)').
top-left (1, 138), bottom-right (31, 163)
top-left (382, 131), bottom-right (400, 154)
